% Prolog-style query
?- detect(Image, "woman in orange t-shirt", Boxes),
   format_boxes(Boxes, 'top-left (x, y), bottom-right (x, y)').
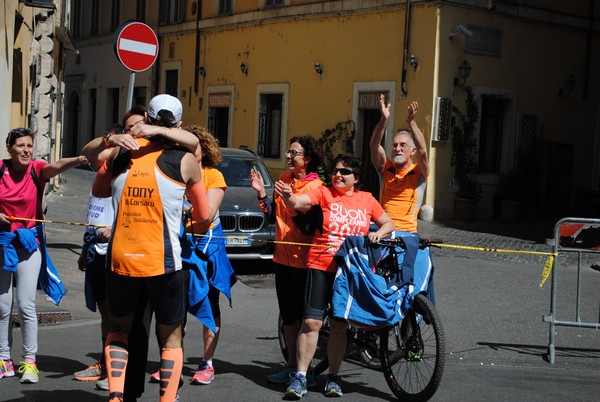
top-left (275, 154), bottom-right (394, 398)
top-left (250, 136), bottom-right (323, 383)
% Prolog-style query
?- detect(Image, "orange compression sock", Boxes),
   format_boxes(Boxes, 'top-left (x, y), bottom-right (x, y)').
top-left (159, 347), bottom-right (183, 401)
top-left (104, 332), bottom-right (129, 400)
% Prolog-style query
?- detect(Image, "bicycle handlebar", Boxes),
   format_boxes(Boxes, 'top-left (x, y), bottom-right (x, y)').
top-left (365, 236), bottom-right (444, 249)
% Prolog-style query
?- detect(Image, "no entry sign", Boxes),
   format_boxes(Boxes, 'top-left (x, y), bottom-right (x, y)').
top-left (114, 21), bottom-right (159, 72)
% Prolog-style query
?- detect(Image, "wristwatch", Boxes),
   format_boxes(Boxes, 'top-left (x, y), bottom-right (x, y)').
top-left (102, 131), bottom-right (112, 147)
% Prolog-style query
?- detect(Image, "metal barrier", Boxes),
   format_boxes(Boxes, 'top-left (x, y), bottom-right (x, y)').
top-left (543, 217), bottom-right (600, 364)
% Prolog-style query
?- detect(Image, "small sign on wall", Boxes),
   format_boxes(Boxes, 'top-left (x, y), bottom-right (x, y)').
top-left (433, 97), bottom-right (452, 142)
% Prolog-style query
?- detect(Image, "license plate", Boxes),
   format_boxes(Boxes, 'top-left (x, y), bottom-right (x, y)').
top-left (226, 236), bottom-right (253, 246)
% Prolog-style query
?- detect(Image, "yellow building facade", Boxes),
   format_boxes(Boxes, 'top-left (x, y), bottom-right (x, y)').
top-left (65, 0), bottom-right (600, 221)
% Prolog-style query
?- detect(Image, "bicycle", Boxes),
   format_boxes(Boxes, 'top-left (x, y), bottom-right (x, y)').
top-left (277, 235), bottom-right (445, 401)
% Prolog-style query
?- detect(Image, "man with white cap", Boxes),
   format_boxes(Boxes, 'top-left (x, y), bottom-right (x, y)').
top-left (84, 94), bottom-right (209, 402)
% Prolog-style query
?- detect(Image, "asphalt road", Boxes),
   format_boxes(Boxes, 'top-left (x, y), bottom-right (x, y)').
top-left (0, 168), bottom-right (598, 401)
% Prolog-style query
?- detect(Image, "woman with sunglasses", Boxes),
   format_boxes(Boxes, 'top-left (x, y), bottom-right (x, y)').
top-left (274, 154), bottom-right (395, 399)
top-left (250, 136), bottom-right (324, 385)
top-left (0, 128), bottom-right (87, 383)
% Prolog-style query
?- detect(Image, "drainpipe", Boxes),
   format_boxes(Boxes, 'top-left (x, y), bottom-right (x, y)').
top-left (194, 0), bottom-right (202, 94)
top-left (401, 0), bottom-right (412, 96)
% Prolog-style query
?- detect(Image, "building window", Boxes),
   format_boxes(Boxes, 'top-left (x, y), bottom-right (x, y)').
top-left (91, 0), bottom-right (100, 35)
top-left (219, 0), bottom-right (232, 15)
top-left (258, 94), bottom-right (283, 159)
top-left (159, 0), bottom-right (186, 25)
top-left (111, 0), bottom-right (121, 31)
top-left (265, 0), bottom-right (284, 7)
top-left (136, 0), bottom-right (146, 22)
top-left (71, 0), bottom-right (81, 38)
top-left (478, 95), bottom-right (506, 174)
top-left (165, 70), bottom-right (179, 97)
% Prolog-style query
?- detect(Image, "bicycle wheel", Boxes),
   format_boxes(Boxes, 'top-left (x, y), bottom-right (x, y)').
top-left (380, 293), bottom-right (446, 401)
top-left (277, 313), bottom-right (330, 375)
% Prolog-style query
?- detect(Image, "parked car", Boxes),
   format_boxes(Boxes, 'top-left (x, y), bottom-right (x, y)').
top-left (217, 148), bottom-right (275, 259)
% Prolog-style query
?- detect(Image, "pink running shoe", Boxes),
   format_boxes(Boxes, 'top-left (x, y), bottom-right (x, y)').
top-left (149, 370), bottom-right (160, 383)
top-left (0, 359), bottom-right (15, 379)
top-left (190, 364), bottom-right (214, 385)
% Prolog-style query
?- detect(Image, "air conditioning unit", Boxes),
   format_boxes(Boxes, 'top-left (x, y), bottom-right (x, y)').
top-left (432, 97), bottom-right (453, 142)
top-left (22, 0), bottom-right (56, 9)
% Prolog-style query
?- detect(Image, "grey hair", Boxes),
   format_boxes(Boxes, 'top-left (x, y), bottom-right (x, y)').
top-left (394, 130), bottom-right (415, 147)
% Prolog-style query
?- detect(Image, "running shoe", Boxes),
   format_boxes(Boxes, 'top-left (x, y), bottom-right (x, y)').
top-left (0, 359), bottom-right (15, 379)
top-left (323, 374), bottom-right (343, 397)
top-left (267, 364), bottom-right (295, 384)
top-left (190, 363), bottom-right (214, 385)
top-left (284, 374), bottom-right (307, 400)
top-left (73, 361), bottom-right (106, 381)
top-left (96, 377), bottom-right (109, 391)
top-left (18, 359), bottom-right (39, 384)
top-left (149, 370), bottom-right (160, 383)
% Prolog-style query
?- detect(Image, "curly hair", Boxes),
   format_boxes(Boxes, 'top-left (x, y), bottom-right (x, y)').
top-left (289, 135), bottom-right (323, 174)
top-left (185, 125), bottom-right (222, 167)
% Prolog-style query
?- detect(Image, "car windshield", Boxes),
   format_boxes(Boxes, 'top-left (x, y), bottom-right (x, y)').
top-left (218, 155), bottom-right (272, 188)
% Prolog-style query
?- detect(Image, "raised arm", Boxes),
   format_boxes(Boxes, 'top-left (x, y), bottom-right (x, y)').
top-left (41, 155), bottom-right (88, 180)
top-left (370, 94), bottom-right (390, 172)
top-left (181, 153), bottom-right (209, 223)
top-left (407, 101), bottom-right (429, 179)
top-left (81, 133), bottom-right (136, 169)
top-left (274, 180), bottom-right (312, 212)
top-left (129, 124), bottom-right (199, 153)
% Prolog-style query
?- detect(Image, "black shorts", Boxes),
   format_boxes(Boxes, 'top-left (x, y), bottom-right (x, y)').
top-left (89, 254), bottom-right (107, 303)
top-left (106, 269), bottom-right (186, 326)
top-left (274, 263), bottom-right (307, 326)
top-left (208, 285), bottom-right (221, 319)
top-left (304, 268), bottom-right (335, 321)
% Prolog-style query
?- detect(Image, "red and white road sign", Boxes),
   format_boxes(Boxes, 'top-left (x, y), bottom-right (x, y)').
top-left (114, 21), bottom-right (159, 72)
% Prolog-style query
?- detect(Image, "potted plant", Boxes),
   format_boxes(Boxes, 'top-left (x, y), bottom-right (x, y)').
top-left (451, 87), bottom-right (482, 222)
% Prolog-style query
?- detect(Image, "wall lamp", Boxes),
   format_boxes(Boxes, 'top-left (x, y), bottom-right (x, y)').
top-left (240, 62), bottom-right (248, 76)
top-left (198, 66), bottom-right (206, 78)
top-left (453, 60), bottom-right (472, 87)
top-left (314, 62), bottom-right (324, 78)
top-left (558, 73), bottom-right (576, 97)
top-left (409, 54), bottom-right (418, 71)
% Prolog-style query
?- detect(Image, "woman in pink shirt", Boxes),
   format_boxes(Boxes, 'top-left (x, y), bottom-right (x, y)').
top-left (0, 128), bottom-right (87, 383)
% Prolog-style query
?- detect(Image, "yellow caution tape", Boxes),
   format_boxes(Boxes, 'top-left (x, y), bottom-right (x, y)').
top-left (9, 216), bottom-right (559, 284)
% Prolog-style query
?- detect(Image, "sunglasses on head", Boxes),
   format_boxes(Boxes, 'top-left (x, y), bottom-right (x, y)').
top-left (332, 167), bottom-right (354, 176)
top-left (6, 128), bottom-right (33, 146)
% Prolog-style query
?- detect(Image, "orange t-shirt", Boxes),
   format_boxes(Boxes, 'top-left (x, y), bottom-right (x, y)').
top-left (186, 167), bottom-right (227, 233)
top-left (305, 186), bottom-right (384, 272)
top-left (273, 172), bottom-right (323, 268)
top-left (379, 159), bottom-right (426, 233)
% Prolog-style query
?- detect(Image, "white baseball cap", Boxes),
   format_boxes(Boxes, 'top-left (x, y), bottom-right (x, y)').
top-left (148, 94), bottom-right (183, 125)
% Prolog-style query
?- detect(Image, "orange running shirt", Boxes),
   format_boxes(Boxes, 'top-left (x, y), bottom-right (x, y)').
top-left (379, 159), bottom-right (426, 233)
top-left (305, 186), bottom-right (384, 272)
top-left (110, 139), bottom-right (187, 277)
top-left (272, 172), bottom-right (323, 268)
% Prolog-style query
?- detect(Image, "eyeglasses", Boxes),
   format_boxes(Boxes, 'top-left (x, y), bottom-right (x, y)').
top-left (286, 149), bottom-right (304, 158)
top-left (123, 120), bottom-right (145, 133)
top-left (332, 167), bottom-right (354, 176)
top-left (392, 142), bottom-right (413, 151)
top-left (6, 128), bottom-right (33, 146)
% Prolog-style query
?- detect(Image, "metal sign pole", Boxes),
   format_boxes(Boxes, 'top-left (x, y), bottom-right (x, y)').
top-left (126, 71), bottom-right (135, 113)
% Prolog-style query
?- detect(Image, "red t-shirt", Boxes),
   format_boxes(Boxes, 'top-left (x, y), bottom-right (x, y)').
top-left (0, 160), bottom-right (47, 231)
top-left (305, 186), bottom-right (384, 272)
